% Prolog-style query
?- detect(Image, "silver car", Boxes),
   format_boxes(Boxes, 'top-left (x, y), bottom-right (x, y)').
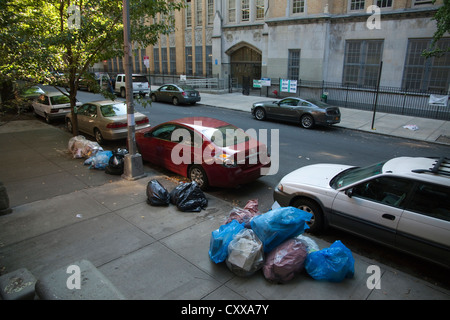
top-left (150, 84), bottom-right (201, 106)
top-left (252, 97), bottom-right (341, 129)
top-left (273, 156), bottom-right (450, 268)
top-left (66, 100), bottom-right (150, 144)
top-left (32, 91), bottom-right (81, 123)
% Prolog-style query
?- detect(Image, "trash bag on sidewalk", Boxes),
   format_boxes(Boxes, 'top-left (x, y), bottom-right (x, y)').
top-left (146, 179), bottom-right (170, 206)
top-left (296, 234), bottom-right (320, 254)
top-left (84, 150), bottom-right (113, 170)
top-left (105, 148), bottom-right (128, 175)
top-left (68, 135), bottom-right (103, 159)
top-left (169, 182), bottom-right (208, 212)
top-left (226, 229), bottom-right (264, 277)
top-left (224, 199), bottom-right (260, 228)
top-left (305, 240), bottom-right (355, 282)
top-left (263, 238), bottom-right (308, 283)
top-left (250, 206), bottom-right (312, 253)
top-left (209, 220), bottom-right (244, 264)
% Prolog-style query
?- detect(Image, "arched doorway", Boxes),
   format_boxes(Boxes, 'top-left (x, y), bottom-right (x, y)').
top-left (227, 43), bottom-right (262, 89)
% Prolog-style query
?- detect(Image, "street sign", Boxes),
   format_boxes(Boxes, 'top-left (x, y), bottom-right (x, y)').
top-left (143, 56), bottom-right (149, 68)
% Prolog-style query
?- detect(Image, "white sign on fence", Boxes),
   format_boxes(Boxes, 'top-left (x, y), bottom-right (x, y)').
top-left (429, 94), bottom-right (448, 107)
top-left (280, 79), bottom-right (297, 93)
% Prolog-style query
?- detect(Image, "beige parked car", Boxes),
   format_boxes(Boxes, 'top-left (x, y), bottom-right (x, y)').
top-left (66, 100), bottom-right (150, 144)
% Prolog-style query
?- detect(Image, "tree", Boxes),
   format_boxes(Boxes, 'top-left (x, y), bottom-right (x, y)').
top-left (0, 0), bottom-right (183, 134)
top-left (423, 0), bottom-right (450, 58)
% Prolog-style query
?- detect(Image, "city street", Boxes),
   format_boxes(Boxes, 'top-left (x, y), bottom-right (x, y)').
top-left (43, 87), bottom-right (450, 290)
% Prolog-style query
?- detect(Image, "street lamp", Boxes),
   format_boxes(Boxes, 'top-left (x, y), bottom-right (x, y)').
top-left (121, 0), bottom-right (146, 180)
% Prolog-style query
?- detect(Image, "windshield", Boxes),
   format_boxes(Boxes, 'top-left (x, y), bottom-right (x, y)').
top-left (50, 95), bottom-right (70, 105)
top-left (201, 125), bottom-right (250, 147)
top-left (100, 103), bottom-right (128, 117)
top-left (330, 161), bottom-right (387, 189)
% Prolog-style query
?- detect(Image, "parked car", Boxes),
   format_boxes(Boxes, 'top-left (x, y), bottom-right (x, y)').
top-left (78, 72), bottom-right (111, 92)
top-left (66, 100), bottom-right (150, 144)
top-left (18, 85), bottom-right (45, 111)
top-left (273, 156), bottom-right (450, 268)
top-left (251, 97), bottom-right (341, 129)
top-left (32, 91), bottom-right (81, 123)
top-left (114, 74), bottom-right (150, 98)
top-left (135, 117), bottom-right (270, 189)
top-left (150, 84), bottom-right (201, 106)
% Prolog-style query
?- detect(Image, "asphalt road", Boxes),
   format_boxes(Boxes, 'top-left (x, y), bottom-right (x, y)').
top-left (50, 88), bottom-right (450, 290)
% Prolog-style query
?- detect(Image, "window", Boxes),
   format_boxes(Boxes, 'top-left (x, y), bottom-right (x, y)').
top-left (292, 0), bottom-right (305, 14)
top-left (206, 45), bottom-right (213, 76)
top-left (134, 49), bottom-right (141, 73)
top-left (141, 49), bottom-right (146, 71)
top-left (170, 47), bottom-right (177, 75)
top-left (343, 40), bottom-right (383, 87)
top-left (241, 0), bottom-right (250, 21)
top-left (208, 0), bottom-right (214, 25)
top-left (185, 47), bottom-right (193, 75)
top-left (350, 0), bottom-right (365, 10)
top-left (186, 1), bottom-right (192, 27)
top-left (402, 38), bottom-right (450, 92)
top-left (195, 46), bottom-right (203, 76)
top-left (352, 177), bottom-right (412, 208)
top-left (376, 0), bottom-right (392, 8)
top-left (256, 0), bottom-right (264, 20)
top-left (153, 48), bottom-right (160, 74)
top-left (288, 49), bottom-right (301, 81)
top-left (228, 0), bottom-right (236, 23)
top-left (407, 183), bottom-right (450, 222)
top-left (414, 0), bottom-right (433, 5)
top-left (161, 48), bottom-right (168, 75)
top-left (196, 0), bottom-right (202, 26)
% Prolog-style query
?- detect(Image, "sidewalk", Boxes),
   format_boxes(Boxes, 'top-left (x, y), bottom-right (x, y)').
top-left (0, 91), bottom-right (449, 301)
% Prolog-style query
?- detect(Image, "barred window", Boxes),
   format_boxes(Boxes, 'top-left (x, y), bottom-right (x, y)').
top-left (153, 48), bottom-right (160, 74)
top-left (195, 46), bottom-right (203, 76)
top-left (185, 47), bottom-right (192, 75)
top-left (206, 46), bottom-right (213, 77)
top-left (288, 49), bottom-right (301, 81)
top-left (402, 38), bottom-right (450, 92)
top-left (343, 40), bottom-right (383, 87)
top-left (161, 47), bottom-right (168, 75)
top-left (170, 47), bottom-right (177, 75)
top-left (134, 49), bottom-right (141, 73)
top-left (292, 0), bottom-right (305, 14)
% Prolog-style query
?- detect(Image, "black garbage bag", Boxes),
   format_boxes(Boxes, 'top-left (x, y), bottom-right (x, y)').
top-left (146, 180), bottom-right (170, 206)
top-left (169, 182), bottom-right (208, 212)
top-left (105, 148), bottom-right (128, 175)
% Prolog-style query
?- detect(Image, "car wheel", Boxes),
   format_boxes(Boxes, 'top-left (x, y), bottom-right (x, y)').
top-left (151, 94), bottom-right (157, 102)
top-left (94, 128), bottom-right (105, 145)
top-left (120, 88), bottom-right (126, 98)
top-left (188, 165), bottom-right (209, 190)
top-left (172, 97), bottom-right (179, 106)
top-left (66, 119), bottom-right (73, 133)
top-left (300, 114), bottom-right (315, 129)
top-left (44, 113), bottom-right (51, 124)
top-left (292, 198), bottom-right (324, 233)
top-left (254, 107), bottom-right (266, 121)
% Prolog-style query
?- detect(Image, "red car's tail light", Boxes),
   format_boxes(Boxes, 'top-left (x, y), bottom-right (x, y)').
top-left (136, 117), bottom-right (149, 125)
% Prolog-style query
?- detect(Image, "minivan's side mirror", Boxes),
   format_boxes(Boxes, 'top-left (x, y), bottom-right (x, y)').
top-left (345, 188), bottom-right (353, 198)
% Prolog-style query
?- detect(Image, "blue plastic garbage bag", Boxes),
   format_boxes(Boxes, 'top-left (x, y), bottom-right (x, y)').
top-left (250, 206), bottom-right (312, 253)
top-left (209, 220), bottom-right (245, 263)
top-left (305, 240), bottom-right (355, 282)
top-left (84, 150), bottom-right (113, 170)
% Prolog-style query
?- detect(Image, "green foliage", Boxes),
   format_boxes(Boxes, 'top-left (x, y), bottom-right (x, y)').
top-left (423, 0), bottom-right (450, 58)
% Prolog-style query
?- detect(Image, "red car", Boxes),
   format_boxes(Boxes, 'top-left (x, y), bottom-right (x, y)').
top-left (135, 117), bottom-right (271, 189)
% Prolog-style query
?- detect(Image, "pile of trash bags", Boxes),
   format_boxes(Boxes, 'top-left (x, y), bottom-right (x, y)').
top-left (68, 136), bottom-right (128, 175)
top-left (209, 200), bottom-right (355, 283)
top-left (146, 180), bottom-right (208, 212)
